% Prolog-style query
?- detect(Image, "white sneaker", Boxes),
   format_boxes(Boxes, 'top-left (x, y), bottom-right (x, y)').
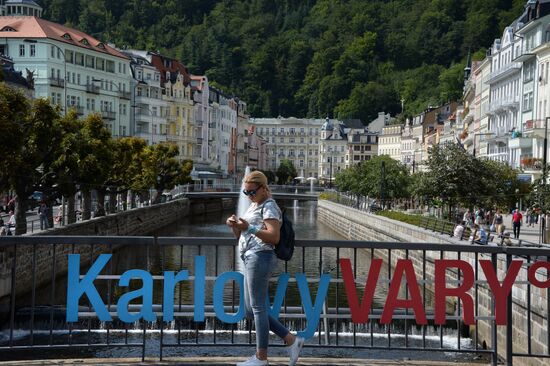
top-left (236, 354), bottom-right (269, 366)
top-left (288, 336), bottom-right (304, 366)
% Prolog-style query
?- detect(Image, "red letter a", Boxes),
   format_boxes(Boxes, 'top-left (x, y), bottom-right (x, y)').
top-left (435, 260), bottom-right (475, 325)
top-left (480, 259), bottom-right (522, 325)
top-left (340, 258), bottom-right (382, 323)
top-left (381, 259), bottom-right (427, 324)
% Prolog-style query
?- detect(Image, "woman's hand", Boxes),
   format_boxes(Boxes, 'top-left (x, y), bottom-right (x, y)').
top-left (226, 214), bottom-right (238, 227)
top-left (234, 218), bottom-right (249, 231)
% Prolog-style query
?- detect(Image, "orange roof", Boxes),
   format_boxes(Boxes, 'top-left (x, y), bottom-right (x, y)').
top-left (190, 75), bottom-right (206, 91)
top-left (0, 16), bottom-right (129, 60)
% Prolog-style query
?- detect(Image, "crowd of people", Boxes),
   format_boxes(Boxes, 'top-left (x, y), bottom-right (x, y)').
top-left (453, 206), bottom-right (542, 245)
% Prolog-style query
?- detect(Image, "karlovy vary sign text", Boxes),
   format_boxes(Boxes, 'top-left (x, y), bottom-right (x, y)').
top-left (66, 254), bottom-right (550, 338)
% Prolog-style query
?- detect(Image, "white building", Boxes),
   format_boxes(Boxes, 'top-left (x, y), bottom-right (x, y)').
top-left (513, 1), bottom-right (550, 181)
top-left (251, 117), bottom-right (323, 180)
top-left (485, 25), bottom-right (522, 165)
top-left (0, 16), bottom-right (133, 137)
top-left (122, 50), bottom-right (168, 144)
top-left (378, 124), bottom-right (402, 161)
top-left (319, 118), bottom-right (348, 185)
top-left (208, 87), bottom-right (237, 176)
top-left (0, 0), bottom-right (42, 17)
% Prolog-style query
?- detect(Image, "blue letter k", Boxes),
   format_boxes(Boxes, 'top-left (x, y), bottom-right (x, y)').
top-left (66, 254), bottom-right (111, 322)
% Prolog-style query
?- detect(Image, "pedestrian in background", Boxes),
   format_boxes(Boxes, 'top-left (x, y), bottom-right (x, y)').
top-left (525, 208), bottom-right (532, 227)
top-left (493, 209), bottom-right (504, 235)
top-left (512, 209), bottom-right (523, 239)
top-left (38, 202), bottom-right (49, 230)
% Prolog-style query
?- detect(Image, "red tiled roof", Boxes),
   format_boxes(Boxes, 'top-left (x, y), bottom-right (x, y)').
top-left (190, 75), bottom-right (206, 91)
top-left (0, 16), bottom-right (129, 60)
top-left (149, 53), bottom-right (191, 85)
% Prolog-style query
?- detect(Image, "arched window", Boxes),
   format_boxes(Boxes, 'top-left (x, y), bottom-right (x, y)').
top-left (1, 26), bottom-right (16, 32)
top-left (62, 33), bottom-right (72, 40)
top-left (80, 38), bottom-right (90, 46)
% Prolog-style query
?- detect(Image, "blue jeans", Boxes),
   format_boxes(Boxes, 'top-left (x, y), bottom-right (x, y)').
top-left (243, 250), bottom-right (289, 350)
top-left (39, 214), bottom-right (49, 230)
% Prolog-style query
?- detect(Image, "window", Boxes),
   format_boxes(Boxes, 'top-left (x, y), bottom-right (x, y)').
top-left (523, 92), bottom-right (533, 111)
top-left (51, 45), bottom-right (55, 58)
top-left (86, 55), bottom-right (94, 68)
top-left (62, 33), bottom-right (72, 40)
top-left (80, 38), bottom-right (90, 46)
top-left (30, 44), bottom-right (35, 57)
top-left (19, 44), bottom-right (25, 56)
top-left (524, 61), bottom-right (535, 82)
top-left (96, 58), bottom-right (105, 71)
top-left (65, 50), bottom-right (74, 63)
top-left (106, 60), bottom-right (115, 73)
top-left (75, 53), bottom-right (84, 66)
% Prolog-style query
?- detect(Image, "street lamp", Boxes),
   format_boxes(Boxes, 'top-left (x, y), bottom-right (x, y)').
top-left (131, 104), bottom-right (154, 145)
top-left (92, 77), bottom-right (122, 138)
top-left (25, 39), bottom-right (68, 226)
top-left (472, 132), bottom-right (494, 157)
top-left (24, 39), bottom-right (67, 116)
top-left (328, 147), bottom-right (334, 189)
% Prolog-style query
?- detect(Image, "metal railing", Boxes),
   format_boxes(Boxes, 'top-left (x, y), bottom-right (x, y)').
top-left (0, 236), bottom-right (548, 364)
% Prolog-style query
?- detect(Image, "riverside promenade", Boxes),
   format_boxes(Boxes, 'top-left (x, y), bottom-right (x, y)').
top-left (0, 357), bottom-right (488, 365)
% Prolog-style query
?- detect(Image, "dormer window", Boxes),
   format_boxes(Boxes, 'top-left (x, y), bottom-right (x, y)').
top-left (62, 33), bottom-right (72, 40)
top-left (97, 43), bottom-right (105, 50)
top-left (80, 38), bottom-right (90, 46)
top-left (1, 26), bottom-right (17, 32)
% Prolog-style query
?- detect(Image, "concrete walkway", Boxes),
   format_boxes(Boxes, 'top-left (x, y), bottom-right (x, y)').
top-left (0, 357), bottom-right (490, 366)
top-left (502, 214), bottom-right (545, 245)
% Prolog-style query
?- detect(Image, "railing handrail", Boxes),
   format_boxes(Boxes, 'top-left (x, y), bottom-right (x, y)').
top-left (1, 235), bottom-right (549, 255)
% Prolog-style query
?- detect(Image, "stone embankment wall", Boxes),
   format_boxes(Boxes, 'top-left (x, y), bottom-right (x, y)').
top-left (0, 197), bottom-right (235, 302)
top-left (318, 200), bottom-right (548, 366)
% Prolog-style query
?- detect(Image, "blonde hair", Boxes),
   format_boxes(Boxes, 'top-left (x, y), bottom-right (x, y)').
top-left (244, 171), bottom-right (270, 193)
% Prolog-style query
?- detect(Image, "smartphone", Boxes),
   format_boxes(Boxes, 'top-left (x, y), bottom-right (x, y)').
top-left (228, 218), bottom-right (238, 223)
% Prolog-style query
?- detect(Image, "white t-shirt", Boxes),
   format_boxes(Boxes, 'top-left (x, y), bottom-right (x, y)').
top-left (238, 198), bottom-right (282, 258)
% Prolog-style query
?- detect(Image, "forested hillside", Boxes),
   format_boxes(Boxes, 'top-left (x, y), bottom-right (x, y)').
top-left (38, 0), bottom-right (525, 121)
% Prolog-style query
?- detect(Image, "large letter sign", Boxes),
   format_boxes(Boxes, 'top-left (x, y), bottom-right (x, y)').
top-left (66, 254), bottom-right (545, 338)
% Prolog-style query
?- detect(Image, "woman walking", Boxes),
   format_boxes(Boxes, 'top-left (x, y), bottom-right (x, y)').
top-left (226, 171), bottom-right (304, 366)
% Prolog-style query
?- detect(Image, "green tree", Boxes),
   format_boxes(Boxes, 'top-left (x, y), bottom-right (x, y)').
top-left (50, 110), bottom-right (83, 224)
top-left (139, 144), bottom-right (187, 204)
top-left (358, 155), bottom-right (410, 207)
top-left (0, 84), bottom-right (62, 234)
top-left (276, 159), bottom-right (297, 184)
top-left (78, 113), bottom-right (114, 220)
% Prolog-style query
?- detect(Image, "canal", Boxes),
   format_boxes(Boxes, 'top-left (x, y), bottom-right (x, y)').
top-left (0, 200), bottom-right (480, 362)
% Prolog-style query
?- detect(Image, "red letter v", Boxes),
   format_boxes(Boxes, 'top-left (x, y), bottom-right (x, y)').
top-left (340, 258), bottom-right (382, 323)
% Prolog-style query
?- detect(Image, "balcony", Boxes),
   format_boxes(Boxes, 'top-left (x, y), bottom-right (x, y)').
top-left (523, 119), bottom-right (546, 139)
top-left (487, 95), bottom-right (520, 114)
top-left (101, 111), bottom-right (116, 120)
top-left (520, 156), bottom-right (542, 172)
top-left (118, 90), bottom-right (131, 100)
top-left (508, 136), bottom-right (532, 150)
top-left (513, 46), bottom-right (536, 63)
top-left (49, 77), bottom-right (64, 88)
top-left (486, 63), bottom-right (522, 84)
top-left (86, 84), bottom-right (100, 94)
top-left (68, 105), bottom-right (84, 115)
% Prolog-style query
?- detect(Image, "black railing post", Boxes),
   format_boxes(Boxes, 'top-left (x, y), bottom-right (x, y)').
top-left (491, 253), bottom-right (498, 366)
top-left (506, 253), bottom-right (513, 366)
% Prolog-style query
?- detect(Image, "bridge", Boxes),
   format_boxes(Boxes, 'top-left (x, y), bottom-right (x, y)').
top-left (0, 236), bottom-right (548, 366)
top-left (181, 191), bottom-right (318, 201)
